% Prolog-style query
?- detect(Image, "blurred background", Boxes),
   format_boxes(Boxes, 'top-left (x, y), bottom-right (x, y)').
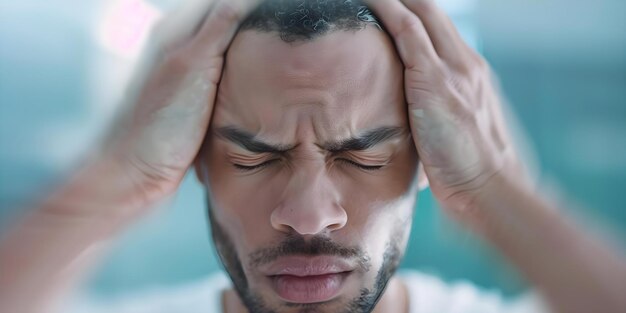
top-left (1, 0), bottom-right (625, 301)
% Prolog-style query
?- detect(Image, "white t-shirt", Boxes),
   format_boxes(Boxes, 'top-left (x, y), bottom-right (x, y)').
top-left (68, 270), bottom-right (549, 313)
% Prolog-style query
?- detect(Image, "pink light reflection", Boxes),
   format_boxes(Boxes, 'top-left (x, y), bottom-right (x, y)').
top-left (98, 0), bottom-right (162, 58)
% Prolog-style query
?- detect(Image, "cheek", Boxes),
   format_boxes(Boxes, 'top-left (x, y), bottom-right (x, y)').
top-left (339, 145), bottom-right (418, 218)
top-left (204, 139), bottom-right (288, 245)
top-left (356, 195), bottom-right (415, 278)
top-left (207, 162), bottom-right (286, 217)
top-left (338, 145), bottom-right (418, 257)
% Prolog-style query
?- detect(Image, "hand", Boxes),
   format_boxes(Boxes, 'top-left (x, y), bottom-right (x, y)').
top-left (366, 0), bottom-right (527, 213)
top-left (60, 0), bottom-right (262, 220)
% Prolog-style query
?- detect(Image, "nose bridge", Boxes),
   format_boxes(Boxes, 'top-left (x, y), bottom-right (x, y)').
top-left (292, 164), bottom-right (335, 201)
top-left (271, 164), bottom-right (347, 235)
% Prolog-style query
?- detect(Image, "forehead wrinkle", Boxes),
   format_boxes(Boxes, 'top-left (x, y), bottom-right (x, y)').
top-left (219, 27), bottom-right (405, 149)
top-left (227, 28), bottom-right (396, 97)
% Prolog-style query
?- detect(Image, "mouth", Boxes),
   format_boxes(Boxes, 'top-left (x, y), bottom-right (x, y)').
top-left (261, 256), bottom-right (356, 304)
top-left (269, 272), bottom-right (352, 304)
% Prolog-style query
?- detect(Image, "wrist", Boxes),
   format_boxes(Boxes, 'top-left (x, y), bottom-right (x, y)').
top-left (461, 170), bottom-right (538, 235)
top-left (41, 155), bottom-right (173, 231)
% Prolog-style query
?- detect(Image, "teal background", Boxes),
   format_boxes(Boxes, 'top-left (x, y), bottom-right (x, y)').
top-left (1, 0), bottom-right (625, 299)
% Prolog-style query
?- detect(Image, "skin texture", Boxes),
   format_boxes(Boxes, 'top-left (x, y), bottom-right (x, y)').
top-left (2, 1), bottom-right (626, 313)
top-left (196, 28), bottom-right (419, 313)
top-left (364, 0), bottom-right (524, 213)
top-left (366, 0), bottom-right (626, 312)
top-left (0, 1), bottom-right (266, 312)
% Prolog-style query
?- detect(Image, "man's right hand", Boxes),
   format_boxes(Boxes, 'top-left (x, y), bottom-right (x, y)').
top-left (74, 0), bottom-right (261, 221)
top-left (0, 2), bottom-right (263, 312)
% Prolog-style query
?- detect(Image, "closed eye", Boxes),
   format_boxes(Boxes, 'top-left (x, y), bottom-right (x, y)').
top-left (233, 159), bottom-right (279, 172)
top-left (337, 158), bottom-right (385, 171)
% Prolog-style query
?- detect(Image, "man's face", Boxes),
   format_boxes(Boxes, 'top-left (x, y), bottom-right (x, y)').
top-left (197, 26), bottom-right (419, 313)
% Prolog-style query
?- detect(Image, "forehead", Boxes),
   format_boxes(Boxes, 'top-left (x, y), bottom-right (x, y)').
top-left (214, 27), bottom-right (405, 140)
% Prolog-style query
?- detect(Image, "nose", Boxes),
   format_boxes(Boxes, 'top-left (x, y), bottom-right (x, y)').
top-left (270, 167), bottom-right (347, 235)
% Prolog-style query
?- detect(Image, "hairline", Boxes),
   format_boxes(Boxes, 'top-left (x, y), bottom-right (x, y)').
top-left (239, 1), bottom-right (383, 43)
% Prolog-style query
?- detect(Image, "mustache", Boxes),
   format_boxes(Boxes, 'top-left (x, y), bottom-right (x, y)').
top-left (248, 234), bottom-right (371, 271)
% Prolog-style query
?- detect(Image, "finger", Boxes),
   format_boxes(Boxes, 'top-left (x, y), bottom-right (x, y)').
top-left (401, 0), bottom-right (474, 68)
top-left (192, 0), bottom-right (263, 56)
top-left (363, 0), bottom-right (439, 69)
top-left (152, 0), bottom-right (218, 50)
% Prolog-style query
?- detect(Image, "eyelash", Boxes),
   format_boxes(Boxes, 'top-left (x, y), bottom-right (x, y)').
top-left (232, 159), bottom-right (384, 172)
top-left (337, 159), bottom-right (385, 171)
top-left (232, 159), bottom-right (278, 172)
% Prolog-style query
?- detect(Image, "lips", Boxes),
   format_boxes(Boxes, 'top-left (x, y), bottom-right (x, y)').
top-left (261, 256), bottom-right (355, 303)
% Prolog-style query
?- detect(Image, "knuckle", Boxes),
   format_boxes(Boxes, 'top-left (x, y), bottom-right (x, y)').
top-left (213, 1), bottom-right (243, 24)
top-left (470, 61), bottom-right (489, 87)
top-left (451, 57), bottom-right (489, 90)
top-left (451, 49), bottom-right (489, 76)
top-left (395, 15), bottom-right (425, 38)
top-left (473, 55), bottom-right (489, 73)
top-left (412, 0), bottom-right (436, 15)
top-left (457, 60), bottom-right (483, 77)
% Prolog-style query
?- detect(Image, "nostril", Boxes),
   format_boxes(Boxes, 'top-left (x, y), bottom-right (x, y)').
top-left (270, 212), bottom-right (293, 233)
top-left (327, 208), bottom-right (348, 231)
top-left (270, 200), bottom-right (348, 235)
top-left (327, 222), bottom-right (345, 231)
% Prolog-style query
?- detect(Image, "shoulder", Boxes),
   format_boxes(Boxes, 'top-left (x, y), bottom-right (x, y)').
top-left (65, 272), bottom-right (231, 313)
top-left (398, 270), bottom-right (551, 313)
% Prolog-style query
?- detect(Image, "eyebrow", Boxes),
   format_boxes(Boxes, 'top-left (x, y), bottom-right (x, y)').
top-left (215, 127), bottom-right (296, 154)
top-left (215, 126), bottom-right (404, 154)
top-left (322, 126), bottom-right (404, 153)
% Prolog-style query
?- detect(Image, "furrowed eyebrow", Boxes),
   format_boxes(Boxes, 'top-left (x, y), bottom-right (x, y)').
top-left (323, 127), bottom-right (404, 153)
top-left (215, 126), bottom-right (296, 154)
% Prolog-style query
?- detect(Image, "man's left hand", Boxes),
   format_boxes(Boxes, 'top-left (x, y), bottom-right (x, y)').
top-left (366, 0), bottom-right (527, 214)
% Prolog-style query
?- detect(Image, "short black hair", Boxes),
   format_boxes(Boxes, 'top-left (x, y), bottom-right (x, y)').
top-left (240, 0), bottom-right (382, 42)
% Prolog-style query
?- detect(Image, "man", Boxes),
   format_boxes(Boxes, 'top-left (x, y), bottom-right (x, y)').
top-left (1, 0), bottom-right (625, 313)
top-left (199, 2), bottom-right (426, 312)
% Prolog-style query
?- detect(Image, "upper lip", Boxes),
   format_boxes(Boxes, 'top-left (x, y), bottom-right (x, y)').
top-left (261, 256), bottom-right (355, 277)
